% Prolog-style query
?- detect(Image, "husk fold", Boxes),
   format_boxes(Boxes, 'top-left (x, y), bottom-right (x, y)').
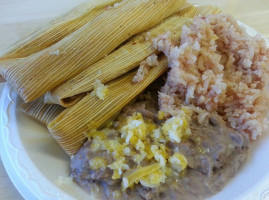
top-left (18, 97), bottom-right (65, 125)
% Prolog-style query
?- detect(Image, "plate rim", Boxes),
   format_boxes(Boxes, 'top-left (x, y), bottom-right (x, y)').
top-left (0, 83), bottom-right (75, 200)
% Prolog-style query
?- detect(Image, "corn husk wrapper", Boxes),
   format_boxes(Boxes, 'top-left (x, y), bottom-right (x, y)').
top-left (18, 97), bottom-right (65, 125)
top-left (178, 5), bottom-right (221, 17)
top-left (45, 16), bottom-right (192, 107)
top-left (48, 55), bottom-right (168, 155)
top-left (45, 5), bottom-right (221, 107)
top-left (0, 0), bottom-right (186, 103)
top-left (0, 0), bottom-right (122, 60)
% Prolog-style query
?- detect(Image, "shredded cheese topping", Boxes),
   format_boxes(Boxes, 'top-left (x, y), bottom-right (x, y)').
top-left (86, 108), bottom-right (191, 190)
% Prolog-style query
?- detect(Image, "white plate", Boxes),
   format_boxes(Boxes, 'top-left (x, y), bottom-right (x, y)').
top-left (1, 23), bottom-right (269, 200)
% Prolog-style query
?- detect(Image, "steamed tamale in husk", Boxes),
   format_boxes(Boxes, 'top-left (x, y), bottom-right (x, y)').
top-left (44, 5), bottom-right (221, 107)
top-left (0, 0), bottom-right (186, 103)
top-left (0, 0), bottom-right (122, 60)
top-left (48, 55), bottom-right (168, 155)
top-left (18, 97), bottom-right (65, 125)
top-left (44, 16), bottom-right (192, 107)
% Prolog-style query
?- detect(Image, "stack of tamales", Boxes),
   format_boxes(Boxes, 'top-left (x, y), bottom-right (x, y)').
top-left (1, 0), bottom-right (221, 155)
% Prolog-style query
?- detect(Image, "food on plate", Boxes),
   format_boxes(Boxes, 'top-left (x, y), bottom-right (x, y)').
top-left (17, 5), bottom-right (222, 156)
top-left (44, 5), bottom-right (220, 107)
top-left (0, 0), bottom-right (122, 60)
top-left (4, 1), bottom-right (268, 199)
top-left (0, 0), bottom-right (186, 103)
top-left (18, 96), bottom-right (64, 125)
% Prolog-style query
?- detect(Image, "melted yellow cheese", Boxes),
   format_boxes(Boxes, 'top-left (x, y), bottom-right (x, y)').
top-left (87, 109), bottom-right (191, 190)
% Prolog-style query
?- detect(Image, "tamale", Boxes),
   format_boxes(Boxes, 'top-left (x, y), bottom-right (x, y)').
top-left (45, 16), bottom-right (193, 107)
top-left (0, 0), bottom-right (122, 60)
top-left (18, 97), bottom-right (65, 125)
top-left (48, 55), bottom-right (168, 155)
top-left (0, 0), bottom-right (186, 103)
top-left (45, 5), bottom-right (222, 107)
